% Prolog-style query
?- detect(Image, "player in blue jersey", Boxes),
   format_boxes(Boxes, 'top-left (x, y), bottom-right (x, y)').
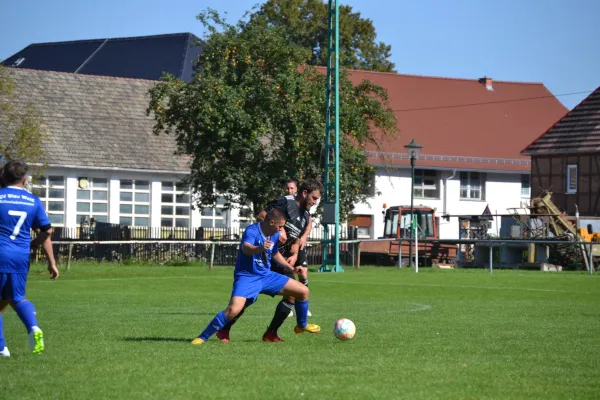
top-left (0, 161), bottom-right (58, 357)
top-left (191, 208), bottom-right (320, 345)
top-left (216, 179), bottom-right (322, 343)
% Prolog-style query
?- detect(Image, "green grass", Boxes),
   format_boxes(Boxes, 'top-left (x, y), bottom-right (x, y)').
top-left (2, 263), bottom-right (600, 400)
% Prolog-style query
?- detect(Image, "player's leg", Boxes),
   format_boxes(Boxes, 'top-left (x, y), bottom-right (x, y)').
top-left (192, 296), bottom-right (250, 345)
top-left (263, 264), bottom-right (295, 342)
top-left (0, 274), bottom-right (9, 357)
top-left (8, 273), bottom-right (44, 354)
top-left (278, 278), bottom-right (320, 334)
top-left (262, 271), bottom-right (320, 336)
top-left (193, 274), bottom-right (259, 345)
top-left (216, 297), bottom-right (253, 342)
top-left (295, 249), bottom-right (312, 317)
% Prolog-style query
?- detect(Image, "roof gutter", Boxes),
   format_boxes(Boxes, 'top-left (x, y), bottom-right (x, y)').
top-left (31, 163), bottom-right (190, 175)
top-left (443, 169), bottom-right (457, 216)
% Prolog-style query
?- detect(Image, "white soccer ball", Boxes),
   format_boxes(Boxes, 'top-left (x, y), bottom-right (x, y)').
top-left (333, 318), bottom-right (356, 341)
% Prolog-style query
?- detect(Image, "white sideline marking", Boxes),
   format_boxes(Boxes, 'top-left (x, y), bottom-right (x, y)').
top-left (316, 278), bottom-right (594, 295)
top-left (29, 274), bottom-right (594, 295)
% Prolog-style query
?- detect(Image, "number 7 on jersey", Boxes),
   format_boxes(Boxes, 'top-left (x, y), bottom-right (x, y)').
top-left (8, 210), bottom-right (27, 240)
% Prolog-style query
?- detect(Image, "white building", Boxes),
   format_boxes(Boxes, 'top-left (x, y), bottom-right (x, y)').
top-left (343, 70), bottom-right (568, 240)
top-left (1, 65), bottom-right (568, 240)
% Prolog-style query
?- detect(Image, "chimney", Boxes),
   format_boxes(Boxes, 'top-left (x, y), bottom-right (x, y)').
top-left (479, 76), bottom-right (493, 91)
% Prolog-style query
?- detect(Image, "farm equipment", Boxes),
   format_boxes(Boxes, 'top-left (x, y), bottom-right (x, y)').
top-left (529, 192), bottom-right (599, 271)
top-left (360, 205), bottom-right (457, 267)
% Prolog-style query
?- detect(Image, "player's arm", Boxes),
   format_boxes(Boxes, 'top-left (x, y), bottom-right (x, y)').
top-left (286, 239), bottom-right (301, 266)
top-left (299, 215), bottom-right (312, 250)
top-left (42, 234), bottom-right (59, 280)
top-left (241, 238), bottom-right (273, 255)
top-left (272, 251), bottom-right (294, 271)
top-left (32, 201), bottom-right (59, 279)
top-left (256, 210), bottom-right (267, 221)
top-left (31, 226), bottom-right (59, 280)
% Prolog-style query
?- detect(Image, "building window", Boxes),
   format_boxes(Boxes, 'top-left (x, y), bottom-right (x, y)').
top-left (413, 169), bottom-right (439, 199)
top-left (349, 214), bottom-right (373, 239)
top-left (566, 165), bottom-right (577, 194)
top-left (76, 177), bottom-right (109, 225)
top-left (521, 174), bottom-right (531, 197)
top-left (200, 197), bottom-right (227, 228)
top-left (120, 180), bottom-right (150, 226)
top-left (160, 181), bottom-right (190, 228)
top-left (460, 172), bottom-right (485, 200)
top-left (31, 175), bottom-right (65, 226)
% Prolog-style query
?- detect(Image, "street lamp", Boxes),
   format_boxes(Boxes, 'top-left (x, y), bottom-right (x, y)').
top-left (404, 139), bottom-right (423, 267)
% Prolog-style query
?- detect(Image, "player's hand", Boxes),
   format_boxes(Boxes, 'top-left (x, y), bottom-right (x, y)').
top-left (278, 228), bottom-right (287, 245)
top-left (262, 237), bottom-right (274, 252)
top-left (299, 235), bottom-right (307, 250)
top-left (286, 253), bottom-right (298, 267)
top-left (48, 262), bottom-right (59, 280)
top-left (293, 266), bottom-right (304, 274)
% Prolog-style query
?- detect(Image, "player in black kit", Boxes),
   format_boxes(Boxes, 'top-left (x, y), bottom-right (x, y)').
top-left (216, 179), bottom-right (323, 342)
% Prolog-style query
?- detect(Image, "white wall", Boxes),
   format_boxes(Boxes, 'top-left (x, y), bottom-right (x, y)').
top-left (351, 167), bottom-right (531, 239)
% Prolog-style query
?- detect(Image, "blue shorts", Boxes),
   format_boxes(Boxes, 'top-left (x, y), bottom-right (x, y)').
top-left (0, 272), bottom-right (28, 302)
top-left (231, 271), bottom-right (290, 302)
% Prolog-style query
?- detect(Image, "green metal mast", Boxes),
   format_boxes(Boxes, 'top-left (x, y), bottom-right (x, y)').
top-left (319, 0), bottom-right (343, 272)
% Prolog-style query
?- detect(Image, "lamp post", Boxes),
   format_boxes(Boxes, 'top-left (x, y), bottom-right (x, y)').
top-left (404, 139), bottom-right (423, 267)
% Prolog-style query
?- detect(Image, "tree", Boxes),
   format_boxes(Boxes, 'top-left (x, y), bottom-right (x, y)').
top-left (147, 9), bottom-right (397, 220)
top-left (246, 0), bottom-right (395, 72)
top-left (0, 65), bottom-right (48, 167)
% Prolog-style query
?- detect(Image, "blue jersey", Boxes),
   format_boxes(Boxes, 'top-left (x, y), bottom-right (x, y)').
top-left (234, 223), bottom-right (280, 277)
top-left (0, 186), bottom-right (50, 273)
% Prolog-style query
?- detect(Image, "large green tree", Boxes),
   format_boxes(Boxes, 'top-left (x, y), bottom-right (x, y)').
top-left (0, 65), bottom-right (48, 166)
top-left (247, 0), bottom-right (395, 72)
top-left (147, 9), bottom-right (397, 220)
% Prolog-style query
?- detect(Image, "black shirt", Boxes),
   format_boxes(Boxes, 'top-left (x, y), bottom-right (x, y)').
top-left (264, 195), bottom-right (309, 254)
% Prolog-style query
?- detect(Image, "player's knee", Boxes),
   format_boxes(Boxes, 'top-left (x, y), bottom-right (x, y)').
top-left (295, 284), bottom-right (309, 301)
top-left (225, 303), bottom-right (245, 319)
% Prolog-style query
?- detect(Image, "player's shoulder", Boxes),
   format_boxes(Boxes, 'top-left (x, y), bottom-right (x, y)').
top-left (243, 223), bottom-right (260, 236)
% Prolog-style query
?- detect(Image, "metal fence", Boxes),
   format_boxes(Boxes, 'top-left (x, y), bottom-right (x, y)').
top-left (38, 223), bottom-right (359, 267)
top-left (31, 222), bottom-right (599, 273)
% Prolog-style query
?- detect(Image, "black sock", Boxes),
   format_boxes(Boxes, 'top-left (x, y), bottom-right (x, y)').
top-left (268, 300), bottom-right (294, 332)
top-left (300, 278), bottom-right (308, 288)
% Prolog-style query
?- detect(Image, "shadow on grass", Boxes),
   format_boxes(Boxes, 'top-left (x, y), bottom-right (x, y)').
top-left (122, 337), bottom-right (191, 343)
top-left (122, 337), bottom-right (264, 344)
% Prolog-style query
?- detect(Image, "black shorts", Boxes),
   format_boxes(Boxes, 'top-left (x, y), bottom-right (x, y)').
top-left (271, 249), bottom-right (308, 278)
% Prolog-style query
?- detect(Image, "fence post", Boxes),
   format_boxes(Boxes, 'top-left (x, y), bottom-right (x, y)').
top-left (397, 239), bottom-right (402, 268)
top-left (67, 243), bottom-right (73, 271)
top-left (589, 243), bottom-right (594, 276)
top-left (489, 243), bottom-right (493, 274)
top-left (209, 242), bottom-right (215, 271)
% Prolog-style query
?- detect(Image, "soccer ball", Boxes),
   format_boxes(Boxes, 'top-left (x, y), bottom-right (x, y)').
top-left (333, 318), bottom-right (356, 341)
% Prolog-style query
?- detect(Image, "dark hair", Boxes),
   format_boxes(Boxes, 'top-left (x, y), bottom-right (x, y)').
top-left (0, 165), bottom-right (5, 188)
top-left (2, 160), bottom-right (28, 186)
top-left (299, 178), bottom-right (324, 195)
top-left (282, 178), bottom-right (299, 188)
top-left (266, 208), bottom-right (287, 222)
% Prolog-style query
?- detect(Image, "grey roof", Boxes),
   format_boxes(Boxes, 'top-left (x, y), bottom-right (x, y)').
top-left (521, 86), bottom-right (600, 156)
top-left (2, 33), bottom-right (203, 83)
top-left (0, 68), bottom-right (189, 172)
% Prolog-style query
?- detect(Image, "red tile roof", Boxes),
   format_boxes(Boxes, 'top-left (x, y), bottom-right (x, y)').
top-left (521, 86), bottom-right (600, 156)
top-left (339, 69), bottom-right (569, 171)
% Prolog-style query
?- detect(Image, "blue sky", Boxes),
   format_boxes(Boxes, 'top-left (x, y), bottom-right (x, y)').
top-left (1, 0), bottom-right (598, 109)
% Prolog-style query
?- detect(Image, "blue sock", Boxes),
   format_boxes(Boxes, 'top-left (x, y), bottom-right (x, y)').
top-left (198, 311), bottom-right (230, 341)
top-left (13, 300), bottom-right (38, 334)
top-left (295, 300), bottom-right (309, 328)
top-left (0, 314), bottom-right (5, 349)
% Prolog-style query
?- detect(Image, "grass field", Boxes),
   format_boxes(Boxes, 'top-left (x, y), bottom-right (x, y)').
top-left (2, 263), bottom-right (600, 400)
